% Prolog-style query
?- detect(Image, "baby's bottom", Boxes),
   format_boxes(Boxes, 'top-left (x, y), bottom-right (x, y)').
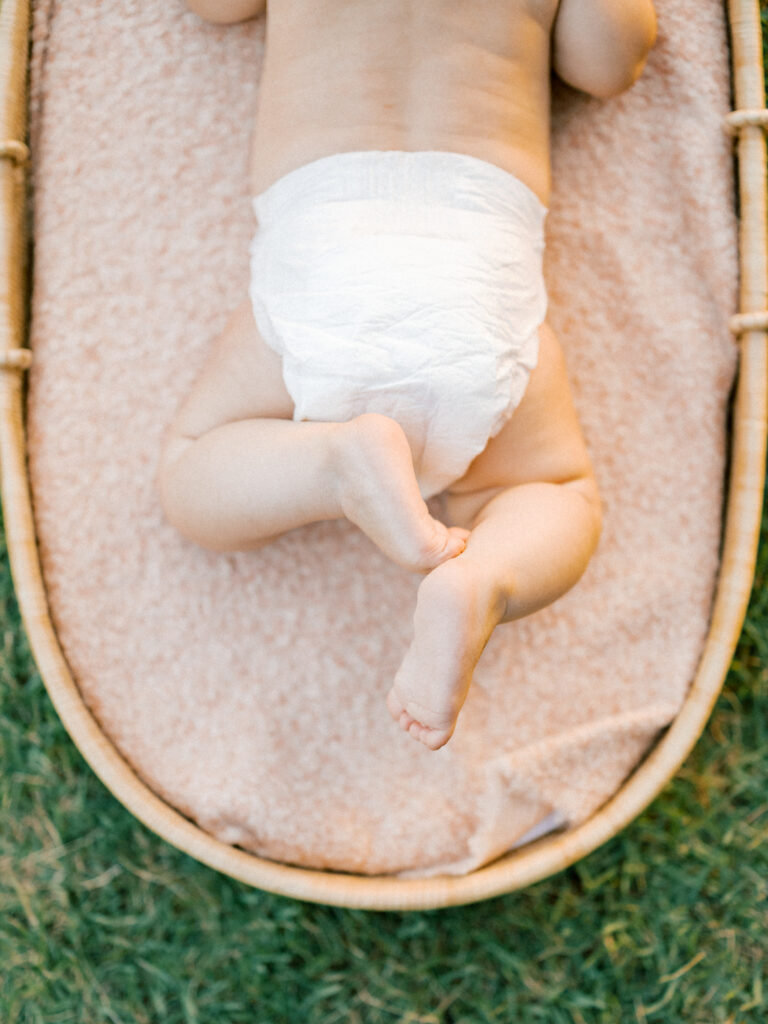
top-left (157, 299), bottom-right (602, 750)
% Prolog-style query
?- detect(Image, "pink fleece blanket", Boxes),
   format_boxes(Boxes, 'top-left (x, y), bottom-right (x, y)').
top-left (25, 0), bottom-right (738, 877)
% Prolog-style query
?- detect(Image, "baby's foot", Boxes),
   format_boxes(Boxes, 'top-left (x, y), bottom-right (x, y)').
top-left (334, 413), bottom-right (469, 572)
top-left (386, 556), bottom-right (502, 750)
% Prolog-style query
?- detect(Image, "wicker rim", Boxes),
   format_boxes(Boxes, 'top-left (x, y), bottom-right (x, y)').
top-left (0, 0), bottom-right (765, 911)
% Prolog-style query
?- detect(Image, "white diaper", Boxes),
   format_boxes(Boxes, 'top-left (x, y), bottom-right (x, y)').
top-left (248, 150), bottom-right (549, 499)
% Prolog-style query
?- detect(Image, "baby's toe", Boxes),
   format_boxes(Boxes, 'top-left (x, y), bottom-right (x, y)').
top-left (387, 688), bottom-right (421, 733)
top-left (426, 524), bottom-right (469, 568)
top-left (408, 720), bottom-right (422, 740)
top-left (386, 687), bottom-right (405, 723)
top-left (388, 686), bottom-right (456, 748)
top-left (422, 727), bottom-right (453, 751)
top-left (406, 716), bottom-right (453, 750)
top-left (400, 710), bottom-right (416, 731)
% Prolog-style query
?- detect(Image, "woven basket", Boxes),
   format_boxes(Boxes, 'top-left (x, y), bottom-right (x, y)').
top-left (0, 0), bottom-right (765, 911)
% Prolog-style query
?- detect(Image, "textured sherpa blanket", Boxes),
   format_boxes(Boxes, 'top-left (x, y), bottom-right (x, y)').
top-left (25, 0), bottom-right (738, 877)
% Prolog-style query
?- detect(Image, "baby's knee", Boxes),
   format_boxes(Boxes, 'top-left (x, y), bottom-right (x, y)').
top-left (562, 471), bottom-right (603, 545)
top-left (156, 430), bottom-right (196, 529)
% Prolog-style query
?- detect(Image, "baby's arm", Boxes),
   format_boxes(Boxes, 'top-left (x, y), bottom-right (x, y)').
top-left (184, 0), bottom-right (265, 24)
top-left (552, 0), bottom-right (657, 99)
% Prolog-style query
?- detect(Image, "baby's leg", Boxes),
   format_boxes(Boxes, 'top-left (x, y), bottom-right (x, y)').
top-left (387, 322), bottom-right (603, 750)
top-left (157, 298), bottom-right (468, 569)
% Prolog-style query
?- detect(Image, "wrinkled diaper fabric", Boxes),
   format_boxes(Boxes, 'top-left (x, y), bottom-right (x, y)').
top-left (248, 149), bottom-right (549, 499)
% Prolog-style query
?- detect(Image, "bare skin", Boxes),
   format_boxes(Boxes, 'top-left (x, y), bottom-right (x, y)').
top-left (163, 0), bottom-right (658, 749)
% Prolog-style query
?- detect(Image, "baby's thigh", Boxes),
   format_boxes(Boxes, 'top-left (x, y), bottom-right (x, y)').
top-left (166, 296), bottom-right (294, 444)
top-left (442, 321), bottom-right (596, 525)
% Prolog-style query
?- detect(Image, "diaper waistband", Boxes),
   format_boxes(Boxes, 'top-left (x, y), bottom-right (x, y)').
top-left (250, 149), bottom-right (548, 230)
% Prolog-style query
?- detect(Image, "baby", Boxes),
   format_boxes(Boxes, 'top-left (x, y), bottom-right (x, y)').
top-left (159, 0), bottom-right (657, 750)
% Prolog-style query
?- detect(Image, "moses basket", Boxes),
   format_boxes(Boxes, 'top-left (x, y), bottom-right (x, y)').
top-left (0, 0), bottom-right (765, 910)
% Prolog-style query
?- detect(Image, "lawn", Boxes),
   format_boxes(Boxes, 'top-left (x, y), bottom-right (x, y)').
top-left (2, 6), bottom-right (768, 1023)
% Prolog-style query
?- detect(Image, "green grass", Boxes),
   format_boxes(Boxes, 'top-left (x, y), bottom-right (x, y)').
top-left (4, 521), bottom-right (767, 1024)
top-left (3, 10), bottom-right (768, 1024)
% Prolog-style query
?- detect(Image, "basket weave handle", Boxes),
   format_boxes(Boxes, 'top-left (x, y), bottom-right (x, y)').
top-left (0, 138), bottom-right (29, 164)
top-left (724, 108), bottom-right (768, 133)
top-left (0, 348), bottom-right (32, 369)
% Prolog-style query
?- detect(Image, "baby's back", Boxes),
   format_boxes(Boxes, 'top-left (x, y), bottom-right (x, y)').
top-left (249, 0), bottom-right (559, 207)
